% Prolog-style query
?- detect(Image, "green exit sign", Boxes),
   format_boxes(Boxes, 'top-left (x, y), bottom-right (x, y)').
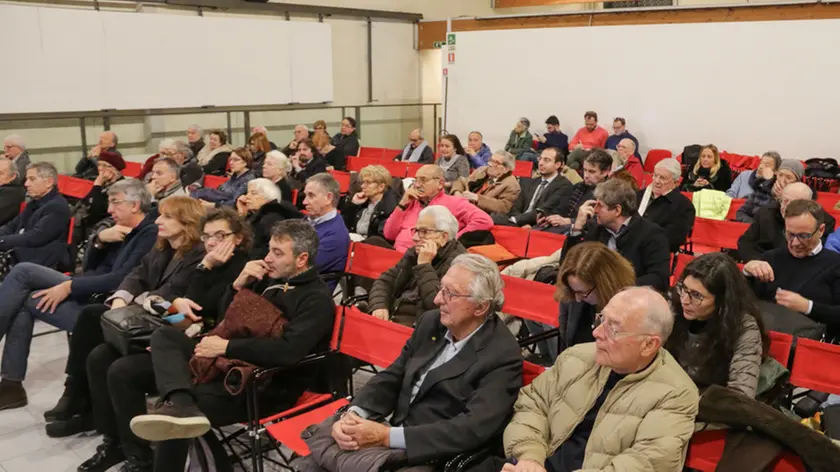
top-left (433, 40), bottom-right (445, 48)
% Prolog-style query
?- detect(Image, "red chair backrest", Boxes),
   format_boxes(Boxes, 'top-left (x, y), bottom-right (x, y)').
top-left (672, 253), bottom-right (695, 283)
top-left (640, 173), bottom-right (653, 188)
top-left (329, 170), bottom-right (351, 194)
top-left (691, 218), bottom-right (749, 251)
top-left (204, 175), bottom-right (227, 189)
top-left (816, 191), bottom-right (840, 212)
top-left (522, 360), bottom-right (545, 386)
top-left (382, 161), bottom-right (408, 179)
top-left (726, 199), bottom-right (746, 221)
top-left (57, 175), bottom-right (94, 199)
top-left (790, 338), bottom-right (840, 395)
top-left (767, 331), bottom-right (794, 368)
top-left (346, 242), bottom-right (403, 280)
top-left (681, 191), bottom-right (693, 201)
top-left (357, 147), bottom-right (389, 160)
top-left (525, 230), bottom-right (566, 259)
top-left (123, 161), bottom-right (142, 178)
top-left (513, 161), bottom-right (532, 178)
top-left (346, 156), bottom-right (381, 173)
top-left (405, 162), bottom-right (424, 178)
top-left (643, 149), bottom-right (673, 174)
top-left (490, 225), bottom-right (529, 259)
top-left (501, 275), bottom-right (560, 327)
top-left (338, 305), bottom-right (412, 367)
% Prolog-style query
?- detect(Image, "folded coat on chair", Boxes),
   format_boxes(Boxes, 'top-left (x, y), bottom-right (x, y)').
top-left (189, 288), bottom-right (288, 395)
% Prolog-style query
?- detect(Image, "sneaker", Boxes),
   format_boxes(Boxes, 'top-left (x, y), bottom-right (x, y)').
top-left (129, 400), bottom-right (211, 442)
top-left (45, 413), bottom-right (94, 438)
top-left (77, 436), bottom-right (125, 472)
top-left (0, 380), bottom-right (27, 411)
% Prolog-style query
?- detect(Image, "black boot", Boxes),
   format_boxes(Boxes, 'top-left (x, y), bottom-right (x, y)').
top-left (45, 411), bottom-right (94, 438)
top-left (44, 375), bottom-right (89, 422)
top-left (0, 379), bottom-right (27, 411)
top-left (117, 457), bottom-right (153, 472)
top-left (77, 436), bottom-right (126, 472)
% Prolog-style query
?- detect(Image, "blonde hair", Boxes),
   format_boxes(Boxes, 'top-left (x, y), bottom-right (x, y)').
top-left (359, 164), bottom-right (392, 187)
top-left (693, 144), bottom-right (721, 178)
top-left (156, 196), bottom-right (204, 258)
top-left (556, 242), bottom-right (636, 311)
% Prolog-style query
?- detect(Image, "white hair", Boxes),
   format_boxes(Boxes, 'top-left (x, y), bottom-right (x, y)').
top-left (187, 124), bottom-right (203, 134)
top-left (654, 158), bottom-right (682, 182)
top-left (253, 125), bottom-right (269, 134)
top-left (494, 150), bottom-right (516, 171)
top-left (619, 138), bottom-right (636, 151)
top-left (265, 150), bottom-right (292, 173)
top-left (450, 254), bottom-right (505, 311)
top-left (418, 205), bottom-right (458, 240)
top-left (3, 134), bottom-right (25, 150)
top-left (411, 128), bottom-right (424, 140)
top-left (248, 178), bottom-right (283, 202)
top-left (158, 138), bottom-right (177, 152)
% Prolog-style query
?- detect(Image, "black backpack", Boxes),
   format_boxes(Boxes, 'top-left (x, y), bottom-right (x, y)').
top-left (804, 158), bottom-right (840, 179)
top-left (681, 145), bottom-right (702, 175)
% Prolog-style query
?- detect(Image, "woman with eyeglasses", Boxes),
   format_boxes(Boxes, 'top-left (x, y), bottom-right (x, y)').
top-left (343, 164), bottom-right (397, 242)
top-left (193, 147), bottom-right (256, 208)
top-left (667, 252), bottom-right (768, 398)
top-left (551, 242), bottom-right (636, 360)
top-left (368, 205), bottom-right (466, 327)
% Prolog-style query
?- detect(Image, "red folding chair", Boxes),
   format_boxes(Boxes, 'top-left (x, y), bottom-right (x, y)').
top-left (405, 162), bottom-right (424, 178)
top-left (344, 241), bottom-right (403, 279)
top-left (329, 170), bottom-right (351, 194)
top-left (203, 175), bottom-right (227, 189)
top-left (467, 225), bottom-right (529, 265)
top-left (686, 429), bottom-right (806, 472)
top-left (513, 161), bottom-right (532, 178)
top-left (643, 149), bottom-right (673, 173)
top-left (525, 230), bottom-right (566, 259)
top-left (357, 147), bottom-right (389, 160)
top-left (57, 175), bottom-right (94, 199)
top-left (123, 161), bottom-right (142, 178)
top-left (726, 199), bottom-right (746, 221)
top-left (501, 275), bottom-right (560, 327)
top-left (382, 161), bottom-right (408, 179)
top-left (346, 156), bottom-right (380, 172)
top-left (816, 191), bottom-right (840, 212)
top-left (671, 253), bottom-right (695, 286)
top-left (767, 331), bottom-right (794, 368)
top-left (690, 218), bottom-right (749, 253)
top-left (790, 338), bottom-right (840, 395)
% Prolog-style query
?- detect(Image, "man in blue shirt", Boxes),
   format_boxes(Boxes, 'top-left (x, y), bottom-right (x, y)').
top-left (604, 117), bottom-right (641, 159)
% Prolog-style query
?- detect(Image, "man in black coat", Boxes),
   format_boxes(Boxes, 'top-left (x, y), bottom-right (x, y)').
top-left (637, 157), bottom-right (695, 252)
top-left (0, 157), bottom-right (24, 226)
top-left (492, 147), bottom-right (574, 227)
top-left (563, 179), bottom-right (671, 292)
top-left (0, 162), bottom-right (71, 269)
top-left (738, 182), bottom-right (834, 262)
top-left (325, 254), bottom-right (522, 467)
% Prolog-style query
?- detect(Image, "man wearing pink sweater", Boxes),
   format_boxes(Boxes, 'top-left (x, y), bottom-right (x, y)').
top-left (567, 111), bottom-right (609, 171)
top-left (384, 165), bottom-right (493, 252)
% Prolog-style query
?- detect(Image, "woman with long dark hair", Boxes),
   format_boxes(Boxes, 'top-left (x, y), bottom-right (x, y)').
top-left (667, 252), bottom-right (768, 398)
top-left (436, 133), bottom-right (469, 191)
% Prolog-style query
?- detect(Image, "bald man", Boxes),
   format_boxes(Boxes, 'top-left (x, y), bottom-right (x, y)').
top-left (604, 117), bottom-right (641, 159)
top-left (616, 138), bottom-right (644, 188)
top-left (395, 129), bottom-right (434, 164)
top-left (74, 131), bottom-right (121, 180)
top-left (738, 182), bottom-right (835, 261)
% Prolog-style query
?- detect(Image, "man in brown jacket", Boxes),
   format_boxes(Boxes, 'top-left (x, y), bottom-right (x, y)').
top-left (452, 150), bottom-right (521, 214)
top-left (502, 287), bottom-right (699, 472)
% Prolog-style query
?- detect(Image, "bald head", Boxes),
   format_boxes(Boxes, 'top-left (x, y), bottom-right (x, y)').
top-left (783, 182), bottom-right (813, 201)
top-left (617, 138), bottom-right (636, 158)
top-left (99, 131), bottom-right (117, 148)
top-left (413, 164), bottom-right (444, 200)
top-left (409, 128), bottom-right (424, 144)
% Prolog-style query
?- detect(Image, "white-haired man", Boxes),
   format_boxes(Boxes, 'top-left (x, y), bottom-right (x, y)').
top-left (186, 124), bottom-right (205, 157)
top-left (396, 128), bottom-right (435, 164)
top-left (252, 125), bottom-right (278, 150)
top-left (2, 134), bottom-right (30, 182)
top-left (637, 158), bottom-right (696, 252)
top-left (138, 139), bottom-right (178, 181)
top-left (282, 124), bottom-right (310, 157)
top-left (502, 287), bottom-right (699, 472)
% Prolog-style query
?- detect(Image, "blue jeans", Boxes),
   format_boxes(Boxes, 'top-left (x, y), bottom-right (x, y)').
top-left (0, 262), bottom-right (83, 381)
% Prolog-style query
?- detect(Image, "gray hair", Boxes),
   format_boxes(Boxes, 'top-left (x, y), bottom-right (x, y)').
top-left (248, 178), bottom-right (283, 202)
top-left (3, 134), bottom-right (25, 150)
top-left (153, 157), bottom-right (180, 175)
top-left (418, 205), bottom-right (458, 240)
top-left (761, 151), bottom-right (782, 170)
top-left (494, 150), bottom-right (516, 171)
top-left (26, 161), bottom-right (58, 183)
top-left (0, 157), bottom-right (17, 177)
top-left (518, 117), bottom-right (530, 129)
top-left (265, 150), bottom-right (292, 173)
top-left (306, 173), bottom-right (340, 207)
top-left (158, 138), bottom-right (177, 152)
top-left (188, 124), bottom-right (203, 134)
top-left (253, 125), bottom-right (269, 135)
top-left (108, 178), bottom-right (152, 213)
top-left (450, 254), bottom-right (505, 312)
top-left (783, 181), bottom-right (814, 200)
top-left (622, 286), bottom-right (674, 341)
top-left (411, 128), bottom-right (424, 140)
top-left (270, 219), bottom-right (319, 267)
top-left (654, 158), bottom-right (682, 181)
top-left (173, 140), bottom-right (194, 161)
top-left (594, 179), bottom-right (638, 216)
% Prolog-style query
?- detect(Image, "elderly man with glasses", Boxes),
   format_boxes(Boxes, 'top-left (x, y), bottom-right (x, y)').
top-left (2, 134), bottom-right (31, 183)
top-left (636, 158), bottom-right (696, 252)
top-left (501, 286), bottom-right (699, 472)
top-left (452, 150), bottom-right (521, 214)
top-left (292, 254), bottom-right (522, 471)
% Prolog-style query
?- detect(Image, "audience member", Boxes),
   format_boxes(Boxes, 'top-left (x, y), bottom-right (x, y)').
top-left (147, 158), bottom-right (188, 202)
top-left (681, 144), bottom-right (733, 192)
top-left (171, 140), bottom-right (203, 188)
top-left (668, 253), bottom-right (767, 398)
top-left (0, 157), bottom-right (24, 226)
top-left (251, 125), bottom-right (278, 150)
top-left (248, 132), bottom-right (272, 177)
top-left (237, 178), bottom-right (302, 259)
top-left (343, 165), bottom-right (397, 241)
top-left (313, 129), bottom-right (345, 171)
top-left (138, 139), bottom-right (178, 181)
top-left (465, 131), bottom-right (492, 168)
top-left (493, 148), bottom-right (574, 228)
top-left (736, 158), bottom-right (803, 223)
top-left (604, 117), bottom-right (641, 159)
top-left (331, 116), bottom-right (360, 158)
top-left (196, 129), bottom-right (233, 176)
top-left (313, 119), bottom-right (328, 137)
top-left (193, 147), bottom-right (256, 208)
top-left (383, 165), bottom-right (493, 253)
top-left (436, 133), bottom-right (470, 190)
top-left (535, 115), bottom-right (569, 154)
top-left (396, 128), bottom-right (435, 164)
top-left (737, 182), bottom-right (835, 262)
top-left (261, 150), bottom-right (295, 202)
top-left (536, 149), bottom-right (610, 234)
top-left (186, 124), bottom-right (205, 158)
top-left (609, 149), bottom-right (639, 192)
top-left (127, 220), bottom-right (335, 472)
top-left (726, 151), bottom-right (781, 199)
top-left (744, 199), bottom-right (840, 339)
top-left (501, 287), bottom-right (698, 472)
top-left (452, 150), bottom-right (521, 214)
top-left (282, 124), bottom-right (312, 157)
top-left (290, 138), bottom-right (328, 192)
top-left (44, 196), bottom-right (205, 439)
top-left (320, 254), bottom-right (521, 469)
top-left (0, 180), bottom-right (157, 410)
top-left (504, 118), bottom-right (535, 161)
top-left (303, 173), bottom-right (351, 282)
top-left (0, 162), bottom-right (71, 269)
top-left (567, 111), bottom-right (608, 170)
top-left (614, 138), bottom-right (644, 188)
top-left (563, 178), bottom-right (671, 291)
top-left (637, 158), bottom-right (696, 252)
top-left (368, 206), bottom-right (467, 326)
top-left (75, 131), bottom-right (120, 180)
top-left (2, 134), bottom-right (30, 182)
top-left (71, 153), bottom-right (126, 256)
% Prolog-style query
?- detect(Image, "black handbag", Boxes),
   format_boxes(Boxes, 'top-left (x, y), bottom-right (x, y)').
top-left (100, 304), bottom-right (168, 356)
top-left (757, 300), bottom-right (826, 341)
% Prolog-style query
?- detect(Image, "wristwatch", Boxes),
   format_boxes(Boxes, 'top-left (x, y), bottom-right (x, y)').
top-left (197, 262), bottom-right (211, 272)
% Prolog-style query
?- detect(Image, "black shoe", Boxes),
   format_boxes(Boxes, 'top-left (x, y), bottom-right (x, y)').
top-left (46, 412), bottom-right (94, 438)
top-left (77, 437), bottom-right (125, 472)
top-left (117, 458), bottom-right (152, 472)
top-left (130, 399), bottom-right (211, 442)
top-left (45, 377), bottom-right (88, 422)
top-left (0, 379), bottom-right (27, 411)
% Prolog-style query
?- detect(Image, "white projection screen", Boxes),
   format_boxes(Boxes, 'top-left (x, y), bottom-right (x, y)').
top-left (0, 4), bottom-right (333, 113)
top-left (445, 20), bottom-right (840, 160)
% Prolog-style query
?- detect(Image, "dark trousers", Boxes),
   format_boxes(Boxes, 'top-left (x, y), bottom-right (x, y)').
top-left (65, 304), bottom-right (110, 400)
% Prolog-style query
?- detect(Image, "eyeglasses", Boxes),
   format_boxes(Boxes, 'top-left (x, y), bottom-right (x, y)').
top-left (414, 177), bottom-right (440, 185)
top-left (439, 286), bottom-right (471, 303)
top-left (572, 284), bottom-right (596, 299)
top-left (591, 312), bottom-right (649, 342)
top-left (108, 199), bottom-right (127, 206)
top-left (360, 180), bottom-right (378, 187)
top-left (675, 282), bottom-right (706, 305)
top-left (200, 232), bottom-right (234, 243)
top-left (488, 159), bottom-right (505, 167)
top-left (785, 229), bottom-right (819, 242)
top-left (410, 227), bottom-right (443, 238)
